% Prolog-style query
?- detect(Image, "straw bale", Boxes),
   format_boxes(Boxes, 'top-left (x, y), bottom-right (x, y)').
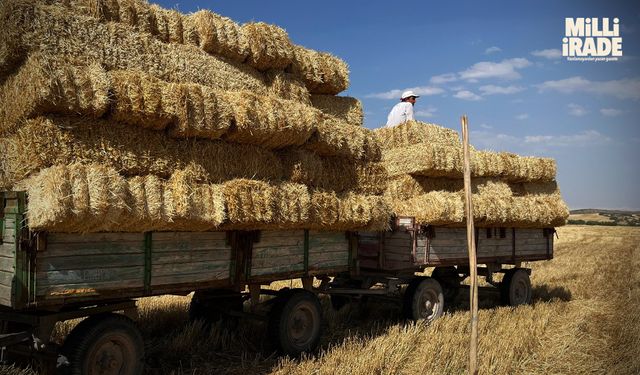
top-left (266, 70), bottom-right (311, 104)
top-left (290, 46), bottom-right (350, 95)
top-left (18, 163), bottom-right (227, 232)
top-left (385, 174), bottom-right (560, 202)
top-left (0, 55), bottom-right (110, 135)
top-left (0, 0), bottom-right (35, 79)
top-left (109, 70), bottom-right (174, 130)
top-left (308, 191), bottom-right (391, 231)
top-left (382, 142), bottom-right (556, 182)
top-left (12, 3), bottom-right (268, 94)
top-left (164, 83), bottom-right (233, 139)
top-left (390, 179), bottom-right (569, 227)
top-left (223, 92), bottom-right (321, 149)
top-left (0, 116), bottom-right (284, 186)
top-left (18, 164), bottom-right (131, 232)
top-left (304, 119), bottom-right (382, 161)
top-left (183, 9), bottom-right (249, 63)
top-left (221, 179), bottom-right (310, 229)
top-left (278, 149), bottom-right (387, 195)
top-left (374, 120), bottom-right (461, 149)
top-left (242, 22), bottom-right (295, 71)
top-left (64, 0), bottom-right (163, 37)
top-left (310, 95), bottom-right (363, 127)
top-left (150, 5), bottom-right (184, 43)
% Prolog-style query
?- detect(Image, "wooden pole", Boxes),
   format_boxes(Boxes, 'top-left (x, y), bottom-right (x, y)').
top-left (461, 115), bottom-right (479, 375)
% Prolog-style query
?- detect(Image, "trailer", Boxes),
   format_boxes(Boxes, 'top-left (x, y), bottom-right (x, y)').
top-left (0, 191), bottom-right (554, 373)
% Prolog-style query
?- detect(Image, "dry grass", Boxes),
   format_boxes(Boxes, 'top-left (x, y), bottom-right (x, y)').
top-left (242, 22), bottom-right (294, 71)
top-left (568, 213), bottom-right (613, 223)
top-left (7, 226), bottom-right (634, 374)
top-left (265, 70), bottom-right (311, 104)
top-left (289, 45), bottom-right (350, 95)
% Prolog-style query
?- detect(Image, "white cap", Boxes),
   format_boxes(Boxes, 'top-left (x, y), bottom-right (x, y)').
top-left (401, 90), bottom-right (420, 99)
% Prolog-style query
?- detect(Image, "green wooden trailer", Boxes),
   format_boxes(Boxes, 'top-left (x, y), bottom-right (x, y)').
top-left (0, 191), bottom-right (554, 373)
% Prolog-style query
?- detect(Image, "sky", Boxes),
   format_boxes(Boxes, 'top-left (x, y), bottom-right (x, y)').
top-left (154, 0), bottom-right (640, 211)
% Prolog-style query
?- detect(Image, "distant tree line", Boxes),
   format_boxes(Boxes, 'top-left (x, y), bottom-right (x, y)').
top-left (568, 219), bottom-right (640, 226)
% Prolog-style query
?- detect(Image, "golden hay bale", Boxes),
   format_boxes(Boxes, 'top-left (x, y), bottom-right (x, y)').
top-left (0, 55), bottom-right (109, 136)
top-left (389, 179), bottom-right (569, 227)
top-left (385, 174), bottom-right (560, 202)
top-left (19, 163), bottom-right (227, 232)
top-left (242, 22), bottom-right (295, 71)
top-left (309, 191), bottom-right (391, 231)
top-left (266, 70), bottom-right (311, 104)
top-left (183, 9), bottom-right (249, 63)
top-left (18, 164), bottom-right (130, 232)
top-left (109, 70), bottom-right (174, 130)
top-left (0, 116), bottom-right (285, 186)
top-left (374, 120), bottom-right (461, 149)
top-left (150, 5), bottom-right (184, 43)
top-left (0, 0), bottom-right (36, 79)
top-left (221, 179), bottom-right (310, 229)
top-left (14, 3), bottom-right (268, 94)
top-left (304, 119), bottom-right (382, 161)
top-left (65, 0), bottom-right (161, 36)
top-left (164, 83), bottom-right (233, 139)
top-left (290, 46), bottom-right (350, 95)
top-left (310, 95), bottom-right (363, 127)
top-left (278, 148), bottom-right (387, 195)
top-left (222, 91), bottom-right (321, 149)
top-left (382, 142), bottom-right (557, 182)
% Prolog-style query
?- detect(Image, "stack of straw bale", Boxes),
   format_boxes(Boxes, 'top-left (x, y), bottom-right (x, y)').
top-left (0, 0), bottom-right (390, 233)
top-left (375, 121), bottom-right (569, 228)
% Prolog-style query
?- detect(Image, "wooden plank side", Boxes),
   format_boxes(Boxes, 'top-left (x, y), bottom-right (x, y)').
top-left (153, 231), bottom-right (227, 242)
top-left (36, 266), bottom-right (144, 289)
top-left (0, 243), bottom-right (16, 258)
top-left (36, 280), bottom-right (143, 298)
top-left (151, 272), bottom-right (230, 286)
top-left (47, 232), bottom-right (144, 244)
top-left (0, 256), bottom-right (14, 272)
top-left (0, 270), bottom-right (14, 288)
top-left (252, 254), bottom-right (305, 269)
top-left (152, 261), bottom-right (230, 276)
top-left (253, 245), bottom-right (303, 258)
top-left (39, 254), bottom-right (144, 271)
top-left (3, 227), bottom-right (16, 244)
top-left (251, 263), bottom-right (305, 276)
top-left (152, 250), bottom-right (231, 265)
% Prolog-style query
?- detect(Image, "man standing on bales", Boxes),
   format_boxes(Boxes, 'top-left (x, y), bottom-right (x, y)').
top-left (385, 90), bottom-right (420, 127)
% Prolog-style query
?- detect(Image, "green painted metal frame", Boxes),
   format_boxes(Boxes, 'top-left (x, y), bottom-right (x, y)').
top-left (143, 232), bottom-right (153, 295)
top-left (303, 229), bottom-right (309, 275)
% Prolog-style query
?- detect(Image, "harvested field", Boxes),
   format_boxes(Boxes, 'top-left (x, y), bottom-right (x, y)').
top-left (5, 226), bottom-right (634, 374)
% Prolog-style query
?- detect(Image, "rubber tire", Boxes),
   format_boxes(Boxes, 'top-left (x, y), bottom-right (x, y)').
top-left (61, 313), bottom-right (144, 375)
top-left (403, 277), bottom-right (444, 323)
top-left (432, 267), bottom-right (461, 303)
top-left (268, 289), bottom-right (322, 356)
top-left (189, 289), bottom-right (243, 326)
top-left (500, 269), bottom-right (532, 306)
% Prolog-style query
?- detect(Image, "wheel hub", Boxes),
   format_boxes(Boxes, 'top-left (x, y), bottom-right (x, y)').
top-left (288, 305), bottom-right (314, 344)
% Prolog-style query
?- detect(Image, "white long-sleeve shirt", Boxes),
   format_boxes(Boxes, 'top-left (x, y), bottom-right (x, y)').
top-left (385, 102), bottom-right (414, 127)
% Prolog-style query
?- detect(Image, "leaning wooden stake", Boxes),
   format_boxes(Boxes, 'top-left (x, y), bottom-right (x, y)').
top-left (462, 115), bottom-right (479, 375)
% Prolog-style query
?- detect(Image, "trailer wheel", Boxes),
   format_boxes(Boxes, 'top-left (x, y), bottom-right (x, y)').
top-left (500, 269), bottom-right (532, 306)
top-left (189, 289), bottom-right (243, 326)
top-left (268, 289), bottom-right (322, 356)
top-left (61, 313), bottom-right (144, 375)
top-left (403, 278), bottom-right (444, 323)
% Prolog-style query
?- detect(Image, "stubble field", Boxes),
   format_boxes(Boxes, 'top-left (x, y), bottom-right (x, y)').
top-left (1, 225), bottom-right (638, 374)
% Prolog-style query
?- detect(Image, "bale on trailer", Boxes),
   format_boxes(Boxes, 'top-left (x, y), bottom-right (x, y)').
top-left (310, 95), bottom-right (363, 126)
top-left (374, 120), bottom-right (461, 149)
top-left (381, 142), bottom-right (557, 182)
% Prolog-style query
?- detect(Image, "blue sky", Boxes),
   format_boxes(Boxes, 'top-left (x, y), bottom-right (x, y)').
top-left (155, 0), bottom-right (640, 210)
